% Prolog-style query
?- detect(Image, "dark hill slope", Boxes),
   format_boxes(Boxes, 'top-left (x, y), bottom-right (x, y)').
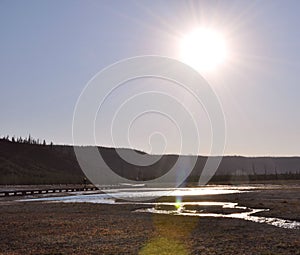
top-left (0, 140), bottom-right (84, 184)
top-left (0, 140), bottom-right (299, 185)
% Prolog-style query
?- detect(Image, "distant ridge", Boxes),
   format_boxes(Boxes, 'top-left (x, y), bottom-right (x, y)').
top-left (0, 139), bottom-right (299, 185)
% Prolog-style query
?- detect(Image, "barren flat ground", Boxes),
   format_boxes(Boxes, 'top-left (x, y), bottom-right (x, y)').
top-left (0, 183), bottom-right (299, 255)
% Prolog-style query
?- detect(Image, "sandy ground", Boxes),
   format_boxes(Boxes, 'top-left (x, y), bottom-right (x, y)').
top-left (0, 184), bottom-right (299, 255)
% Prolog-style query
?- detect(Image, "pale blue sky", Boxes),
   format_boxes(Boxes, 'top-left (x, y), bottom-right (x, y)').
top-left (1, 0), bottom-right (300, 156)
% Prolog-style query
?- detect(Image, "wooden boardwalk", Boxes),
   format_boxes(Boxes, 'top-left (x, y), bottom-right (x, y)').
top-left (0, 186), bottom-right (98, 197)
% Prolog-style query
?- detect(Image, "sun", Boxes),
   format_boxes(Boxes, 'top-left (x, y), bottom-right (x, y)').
top-left (180, 28), bottom-right (228, 72)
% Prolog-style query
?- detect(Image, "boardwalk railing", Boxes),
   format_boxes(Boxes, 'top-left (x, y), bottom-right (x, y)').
top-left (0, 187), bottom-right (98, 197)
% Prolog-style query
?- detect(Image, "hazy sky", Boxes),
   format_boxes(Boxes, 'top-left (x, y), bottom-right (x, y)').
top-left (1, 0), bottom-right (300, 156)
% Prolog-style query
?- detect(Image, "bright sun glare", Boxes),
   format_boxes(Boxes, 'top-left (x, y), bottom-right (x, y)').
top-left (180, 28), bottom-right (228, 72)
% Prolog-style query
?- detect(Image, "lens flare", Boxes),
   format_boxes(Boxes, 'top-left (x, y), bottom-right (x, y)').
top-left (175, 196), bottom-right (182, 210)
